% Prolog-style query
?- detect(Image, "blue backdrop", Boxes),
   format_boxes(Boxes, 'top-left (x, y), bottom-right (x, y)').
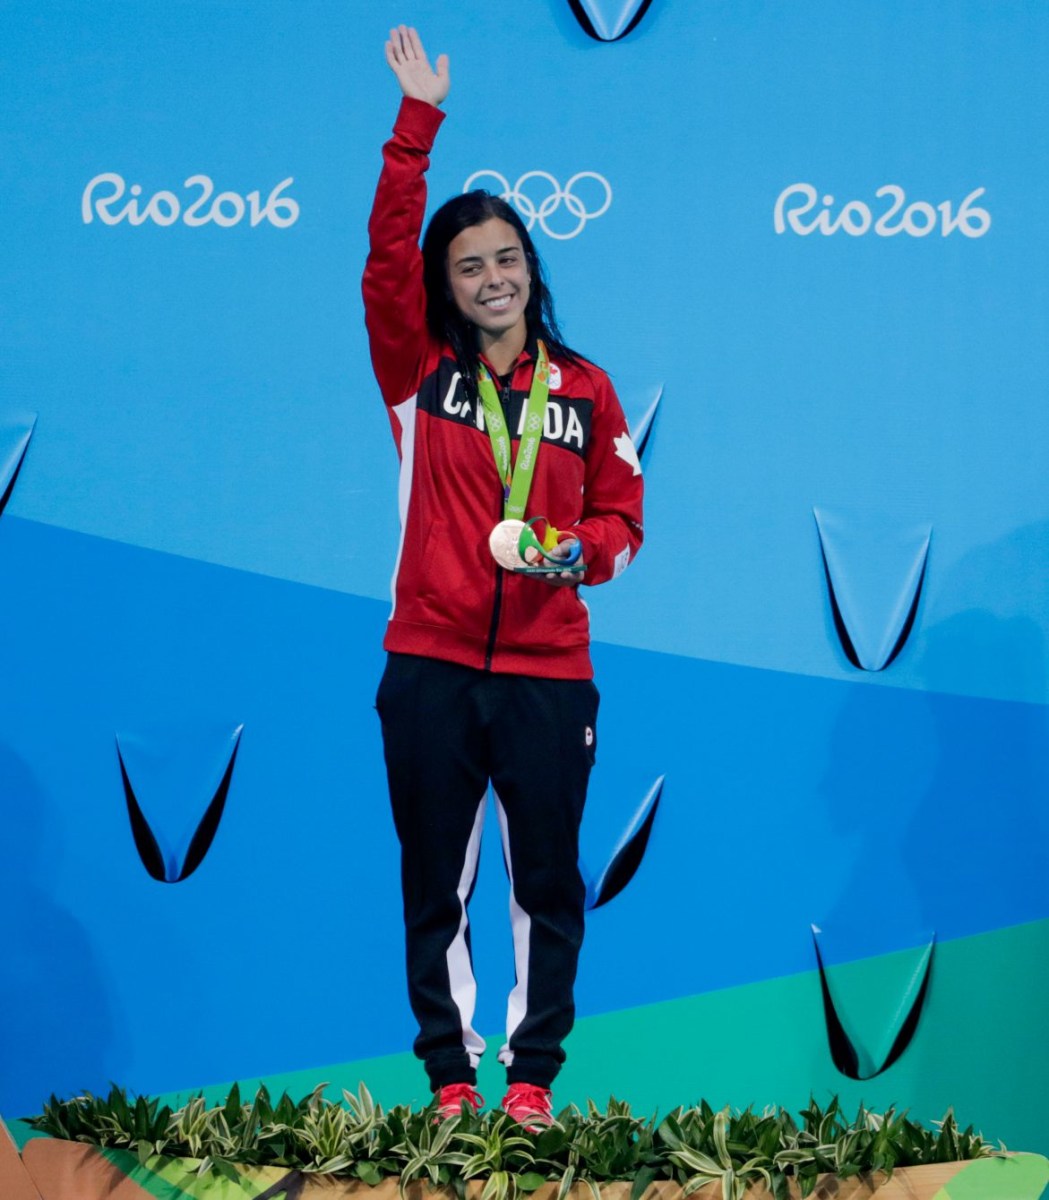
top-left (1, 0), bottom-right (1047, 1151)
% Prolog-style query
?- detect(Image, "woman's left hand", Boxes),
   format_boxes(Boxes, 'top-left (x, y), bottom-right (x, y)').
top-left (539, 538), bottom-right (585, 587)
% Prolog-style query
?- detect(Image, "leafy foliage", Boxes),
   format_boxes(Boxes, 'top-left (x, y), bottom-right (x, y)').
top-left (28, 1086), bottom-right (999, 1197)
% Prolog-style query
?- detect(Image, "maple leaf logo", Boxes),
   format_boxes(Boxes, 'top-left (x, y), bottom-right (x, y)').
top-left (613, 431), bottom-right (642, 476)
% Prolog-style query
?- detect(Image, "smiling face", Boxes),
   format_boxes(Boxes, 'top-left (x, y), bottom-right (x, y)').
top-left (446, 217), bottom-right (531, 357)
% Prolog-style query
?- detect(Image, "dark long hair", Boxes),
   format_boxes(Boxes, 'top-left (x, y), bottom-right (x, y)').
top-left (421, 191), bottom-right (584, 392)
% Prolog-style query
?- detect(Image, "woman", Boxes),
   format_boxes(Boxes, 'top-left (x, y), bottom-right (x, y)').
top-left (363, 25), bottom-right (643, 1126)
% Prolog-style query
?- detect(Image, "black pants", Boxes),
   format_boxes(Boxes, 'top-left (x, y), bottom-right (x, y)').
top-left (376, 652), bottom-right (599, 1090)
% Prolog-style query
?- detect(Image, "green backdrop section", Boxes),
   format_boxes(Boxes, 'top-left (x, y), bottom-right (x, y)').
top-left (931, 1155), bottom-right (1049, 1200)
top-left (153, 916), bottom-right (1049, 1158)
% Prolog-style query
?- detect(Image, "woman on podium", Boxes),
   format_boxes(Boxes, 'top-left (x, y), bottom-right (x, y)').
top-left (363, 24), bottom-right (643, 1127)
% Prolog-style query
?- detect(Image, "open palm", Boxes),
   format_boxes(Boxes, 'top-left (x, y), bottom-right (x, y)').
top-left (385, 25), bottom-right (450, 106)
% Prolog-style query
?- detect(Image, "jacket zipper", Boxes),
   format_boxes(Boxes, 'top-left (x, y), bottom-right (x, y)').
top-left (484, 569), bottom-right (504, 672)
top-left (483, 373), bottom-right (515, 671)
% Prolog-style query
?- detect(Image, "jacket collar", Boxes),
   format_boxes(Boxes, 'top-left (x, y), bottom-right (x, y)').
top-left (479, 334), bottom-right (540, 384)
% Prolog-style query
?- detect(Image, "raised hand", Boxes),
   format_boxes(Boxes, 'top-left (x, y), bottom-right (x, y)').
top-left (384, 25), bottom-right (450, 107)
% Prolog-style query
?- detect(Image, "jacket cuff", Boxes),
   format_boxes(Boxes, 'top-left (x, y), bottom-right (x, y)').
top-left (394, 96), bottom-right (446, 148)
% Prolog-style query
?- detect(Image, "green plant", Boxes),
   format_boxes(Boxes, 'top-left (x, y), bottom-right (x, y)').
top-left (35, 1085), bottom-right (175, 1162)
top-left (525, 1099), bottom-right (665, 1200)
top-left (658, 1103), bottom-right (785, 1200)
top-left (456, 1111), bottom-right (541, 1200)
top-left (28, 1083), bottom-right (1000, 1196)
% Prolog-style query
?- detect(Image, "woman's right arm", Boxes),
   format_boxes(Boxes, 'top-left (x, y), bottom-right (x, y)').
top-left (362, 27), bottom-right (450, 407)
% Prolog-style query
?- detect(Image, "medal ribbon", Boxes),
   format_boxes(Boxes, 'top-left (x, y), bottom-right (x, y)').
top-left (476, 340), bottom-right (550, 521)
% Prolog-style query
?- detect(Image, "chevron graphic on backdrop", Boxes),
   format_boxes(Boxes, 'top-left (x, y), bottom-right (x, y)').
top-left (814, 507), bottom-right (932, 671)
top-left (567, 0), bottom-right (656, 41)
top-left (0, 413), bottom-right (37, 516)
top-left (812, 925), bottom-right (936, 1081)
top-left (584, 775), bottom-right (663, 909)
top-left (19, 1136), bottom-right (296, 1198)
top-left (628, 384), bottom-right (662, 466)
top-left (116, 722), bottom-right (244, 883)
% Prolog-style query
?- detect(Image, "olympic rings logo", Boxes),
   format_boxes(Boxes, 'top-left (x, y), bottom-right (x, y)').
top-left (462, 170), bottom-right (612, 240)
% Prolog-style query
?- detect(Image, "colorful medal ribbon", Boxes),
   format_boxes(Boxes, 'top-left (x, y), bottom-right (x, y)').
top-left (476, 340), bottom-right (550, 521)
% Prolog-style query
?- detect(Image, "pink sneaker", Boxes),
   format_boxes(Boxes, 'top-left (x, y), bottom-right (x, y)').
top-left (501, 1083), bottom-right (554, 1131)
top-left (435, 1082), bottom-right (484, 1121)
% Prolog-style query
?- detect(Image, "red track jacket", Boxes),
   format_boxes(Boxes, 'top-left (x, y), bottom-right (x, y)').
top-left (363, 98), bottom-right (644, 680)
